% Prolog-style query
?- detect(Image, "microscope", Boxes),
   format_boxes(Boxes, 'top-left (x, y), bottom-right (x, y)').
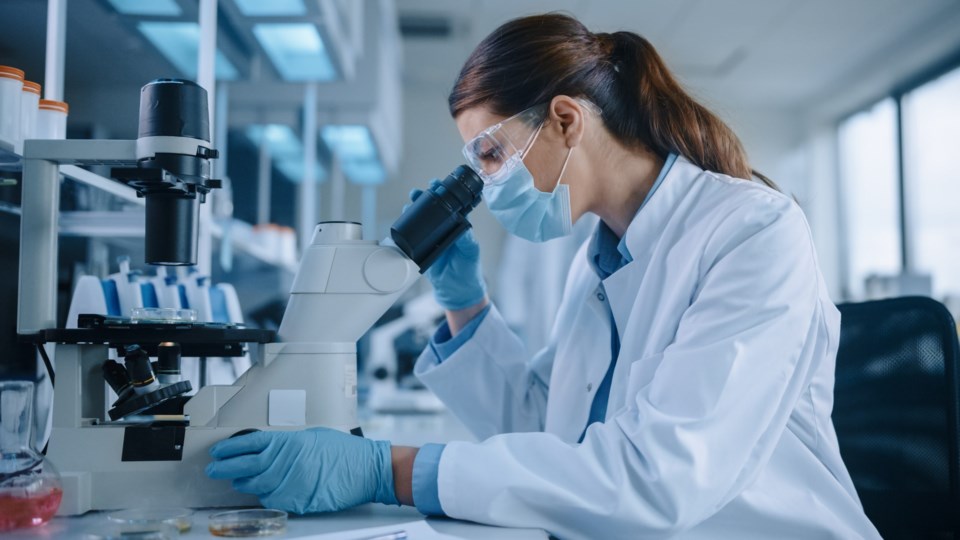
top-left (16, 79), bottom-right (484, 514)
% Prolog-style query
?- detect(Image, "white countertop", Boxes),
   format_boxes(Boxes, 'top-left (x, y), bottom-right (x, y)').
top-left (4, 504), bottom-right (547, 539)
top-left (4, 411), bottom-right (548, 539)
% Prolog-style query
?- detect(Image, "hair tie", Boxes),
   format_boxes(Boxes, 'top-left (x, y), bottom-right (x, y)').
top-left (594, 32), bottom-right (621, 75)
top-left (595, 32), bottom-right (616, 58)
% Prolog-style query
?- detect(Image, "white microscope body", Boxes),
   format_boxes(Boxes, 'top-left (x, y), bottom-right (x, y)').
top-left (18, 79), bottom-right (483, 514)
top-left (43, 222), bottom-right (421, 514)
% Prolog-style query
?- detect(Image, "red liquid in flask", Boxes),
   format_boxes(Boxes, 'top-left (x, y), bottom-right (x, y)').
top-left (0, 487), bottom-right (63, 531)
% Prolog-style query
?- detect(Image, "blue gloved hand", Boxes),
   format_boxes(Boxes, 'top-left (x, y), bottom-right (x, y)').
top-left (205, 428), bottom-right (397, 514)
top-left (410, 182), bottom-right (487, 311)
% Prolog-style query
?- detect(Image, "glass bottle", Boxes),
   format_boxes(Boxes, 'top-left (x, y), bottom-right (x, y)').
top-left (0, 380), bottom-right (62, 531)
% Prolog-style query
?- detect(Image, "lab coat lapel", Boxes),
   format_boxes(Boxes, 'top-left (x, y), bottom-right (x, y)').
top-left (605, 156), bottom-right (702, 345)
top-left (544, 264), bottom-right (613, 442)
top-left (621, 156), bottom-right (701, 270)
top-left (596, 158), bottom-right (707, 418)
top-left (548, 158), bottom-right (705, 438)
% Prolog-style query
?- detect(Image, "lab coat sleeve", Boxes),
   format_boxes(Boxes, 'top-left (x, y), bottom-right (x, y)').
top-left (414, 304), bottom-right (552, 439)
top-left (435, 200), bottom-right (828, 539)
top-left (428, 305), bottom-right (490, 361)
top-left (411, 443), bottom-right (446, 516)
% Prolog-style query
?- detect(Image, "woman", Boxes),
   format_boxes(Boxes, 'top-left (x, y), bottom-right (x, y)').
top-left (207, 14), bottom-right (880, 539)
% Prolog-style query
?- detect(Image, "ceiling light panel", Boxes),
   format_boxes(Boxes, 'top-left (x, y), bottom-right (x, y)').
top-left (322, 125), bottom-right (385, 185)
top-left (138, 22), bottom-right (239, 80)
top-left (247, 124), bottom-right (324, 183)
top-left (234, 0), bottom-right (306, 16)
top-left (108, 0), bottom-right (182, 16)
top-left (253, 23), bottom-right (337, 81)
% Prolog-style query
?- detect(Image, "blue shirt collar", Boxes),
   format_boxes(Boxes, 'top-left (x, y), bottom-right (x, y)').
top-left (588, 153), bottom-right (678, 280)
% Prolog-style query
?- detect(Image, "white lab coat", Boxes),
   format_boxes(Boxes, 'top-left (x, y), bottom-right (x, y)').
top-left (495, 213), bottom-right (597, 353)
top-left (415, 156), bottom-right (880, 539)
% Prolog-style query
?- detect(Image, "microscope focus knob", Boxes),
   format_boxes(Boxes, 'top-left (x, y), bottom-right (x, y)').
top-left (364, 247), bottom-right (413, 293)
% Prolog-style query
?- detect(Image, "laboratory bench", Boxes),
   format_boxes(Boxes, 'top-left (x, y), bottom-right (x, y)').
top-left (3, 504), bottom-right (547, 539)
top-left (4, 411), bottom-right (548, 539)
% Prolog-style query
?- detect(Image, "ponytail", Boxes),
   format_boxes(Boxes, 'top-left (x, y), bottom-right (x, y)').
top-left (450, 14), bottom-right (779, 191)
top-left (597, 32), bottom-right (779, 190)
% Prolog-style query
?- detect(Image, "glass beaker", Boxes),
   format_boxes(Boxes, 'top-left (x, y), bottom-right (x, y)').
top-left (0, 380), bottom-right (62, 531)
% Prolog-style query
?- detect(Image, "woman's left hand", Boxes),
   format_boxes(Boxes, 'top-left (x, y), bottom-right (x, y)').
top-left (205, 428), bottom-right (398, 514)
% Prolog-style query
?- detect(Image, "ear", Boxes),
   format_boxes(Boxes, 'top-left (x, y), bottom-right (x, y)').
top-left (547, 95), bottom-right (587, 149)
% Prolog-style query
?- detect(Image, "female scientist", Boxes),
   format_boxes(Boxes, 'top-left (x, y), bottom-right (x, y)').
top-left (207, 14), bottom-right (880, 539)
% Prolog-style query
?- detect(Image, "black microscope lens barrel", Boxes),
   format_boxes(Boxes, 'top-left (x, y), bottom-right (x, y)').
top-left (145, 192), bottom-right (200, 266)
top-left (138, 78), bottom-right (210, 142)
top-left (102, 360), bottom-right (132, 395)
top-left (390, 165), bottom-right (483, 271)
top-left (157, 342), bottom-right (182, 375)
top-left (124, 348), bottom-right (156, 387)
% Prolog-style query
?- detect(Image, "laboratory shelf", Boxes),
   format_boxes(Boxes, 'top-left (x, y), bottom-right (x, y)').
top-left (0, 137), bottom-right (20, 171)
top-left (0, 136), bottom-right (295, 273)
top-left (59, 210), bottom-right (144, 237)
top-left (0, 199), bottom-right (21, 216)
top-left (61, 164), bottom-right (144, 205)
top-left (210, 218), bottom-right (298, 274)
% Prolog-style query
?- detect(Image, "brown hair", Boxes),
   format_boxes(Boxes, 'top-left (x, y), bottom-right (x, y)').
top-left (449, 13), bottom-right (778, 190)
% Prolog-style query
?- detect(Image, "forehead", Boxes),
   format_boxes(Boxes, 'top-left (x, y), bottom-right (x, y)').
top-left (455, 107), bottom-right (509, 143)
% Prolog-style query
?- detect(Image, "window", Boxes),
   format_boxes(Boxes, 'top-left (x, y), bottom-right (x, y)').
top-left (838, 98), bottom-right (902, 299)
top-left (902, 66), bottom-right (960, 299)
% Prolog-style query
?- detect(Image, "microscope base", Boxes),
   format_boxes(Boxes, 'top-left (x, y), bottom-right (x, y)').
top-left (49, 422), bottom-right (361, 515)
top-left (46, 343), bottom-right (362, 515)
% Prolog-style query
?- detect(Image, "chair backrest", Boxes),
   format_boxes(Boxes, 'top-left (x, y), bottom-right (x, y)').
top-left (834, 296), bottom-right (960, 539)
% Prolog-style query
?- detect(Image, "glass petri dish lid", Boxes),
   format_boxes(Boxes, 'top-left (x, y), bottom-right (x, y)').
top-left (130, 307), bottom-right (197, 323)
top-left (208, 509), bottom-right (287, 537)
top-left (84, 521), bottom-right (179, 539)
top-left (107, 507), bottom-right (193, 533)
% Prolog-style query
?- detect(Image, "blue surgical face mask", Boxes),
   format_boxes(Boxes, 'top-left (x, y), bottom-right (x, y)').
top-left (482, 146), bottom-right (574, 243)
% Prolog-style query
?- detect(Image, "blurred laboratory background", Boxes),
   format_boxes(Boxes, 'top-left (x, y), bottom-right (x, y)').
top-left (1, 0), bottom-right (959, 396)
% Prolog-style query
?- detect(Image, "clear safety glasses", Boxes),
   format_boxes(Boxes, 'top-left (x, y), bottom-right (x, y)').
top-left (462, 99), bottom-right (601, 186)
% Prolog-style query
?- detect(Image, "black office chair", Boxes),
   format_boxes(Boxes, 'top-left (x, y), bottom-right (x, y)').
top-left (834, 296), bottom-right (960, 539)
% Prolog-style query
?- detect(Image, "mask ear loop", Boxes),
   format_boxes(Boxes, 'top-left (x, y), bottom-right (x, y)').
top-left (553, 146), bottom-right (573, 193)
top-left (552, 101), bottom-right (586, 193)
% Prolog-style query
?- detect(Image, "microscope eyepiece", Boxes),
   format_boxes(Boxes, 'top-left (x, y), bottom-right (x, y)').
top-left (390, 165), bottom-right (483, 272)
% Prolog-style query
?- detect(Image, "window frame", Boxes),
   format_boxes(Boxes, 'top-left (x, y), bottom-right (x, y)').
top-left (835, 48), bottom-right (960, 299)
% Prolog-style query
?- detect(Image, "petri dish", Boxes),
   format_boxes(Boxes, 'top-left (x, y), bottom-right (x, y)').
top-left (107, 507), bottom-right (194, 533)
top-left (84, 521), bottom-right (178, 539)
top-left (130, 307), bottom-right (198, 323)
top-left (208, 509), bottom-right (287, 537)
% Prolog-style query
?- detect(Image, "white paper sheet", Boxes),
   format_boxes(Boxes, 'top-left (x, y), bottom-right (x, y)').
top-left (295, 519), bottom-right (464, 539)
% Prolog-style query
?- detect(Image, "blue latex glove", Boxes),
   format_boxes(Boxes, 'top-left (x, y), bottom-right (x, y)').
top-left (205, 428), bottom-right (397, 514)
top-left (410, 182), bottom-right (487, 310)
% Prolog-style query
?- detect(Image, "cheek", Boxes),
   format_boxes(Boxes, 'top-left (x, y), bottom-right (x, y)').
top-left (524, 142), bottom-right (567, 192)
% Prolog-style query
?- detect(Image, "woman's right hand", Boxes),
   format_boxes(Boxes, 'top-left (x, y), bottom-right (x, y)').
top-left (409, 184), bottom-right (487, 313)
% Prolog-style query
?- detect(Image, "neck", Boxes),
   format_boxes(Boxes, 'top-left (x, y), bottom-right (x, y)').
top-left (581, 143), bottom-right (664, 238)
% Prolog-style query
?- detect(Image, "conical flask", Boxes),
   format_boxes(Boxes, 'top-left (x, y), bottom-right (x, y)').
top-left (0, 380), bottom-right (62, 530)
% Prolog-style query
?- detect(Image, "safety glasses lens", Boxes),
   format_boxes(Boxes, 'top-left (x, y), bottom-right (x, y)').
top-left (464, 132), bottom-right (521, 184)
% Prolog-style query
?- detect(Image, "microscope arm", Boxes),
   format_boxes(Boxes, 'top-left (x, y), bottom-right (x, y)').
top-left (275, 163), bottom-right (485, 346)
top-left (276, 225), bottom-right (421, 346)
top-left (198, 223), bottom-right (420, 431)
top-left (199, 162), bottom-right (484, 431)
